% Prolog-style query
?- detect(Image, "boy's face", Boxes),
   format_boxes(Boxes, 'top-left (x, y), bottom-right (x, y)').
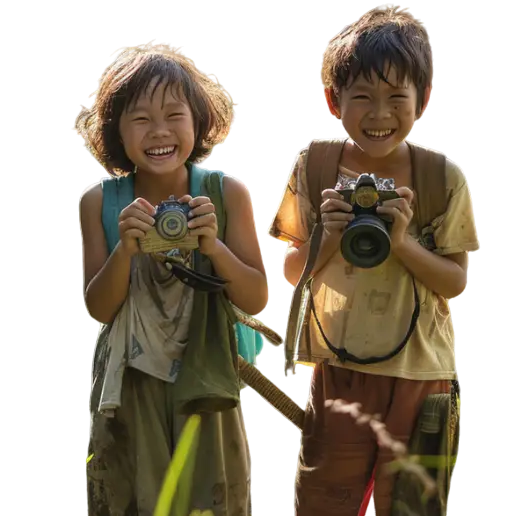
top-left (329, 65), bottom-right (425, 159)
top-left (119, 79), bottom-right (195, 176)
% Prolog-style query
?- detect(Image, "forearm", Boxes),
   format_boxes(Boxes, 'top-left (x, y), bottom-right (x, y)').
top-left (284, 231), bottom-right (340, 286)
top-left (208, 240), bottom-right (268, 315)
top-left (85, 242), bottom-right (132, 324)
top-left (392, 235), bottom-right (466, 299)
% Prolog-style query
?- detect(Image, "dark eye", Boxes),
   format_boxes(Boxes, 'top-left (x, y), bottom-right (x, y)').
top-left (352, 95), bottom-right (369, 100)
top-left (391, 95), bottom-right (408, 99)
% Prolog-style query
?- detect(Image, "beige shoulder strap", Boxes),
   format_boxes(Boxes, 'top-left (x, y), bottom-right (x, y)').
top-left (306, 139), bottom-right (348, 222)
top-left (283, 139), bottom-right (346, 372)
top-left (408, 142), bottom-right (448, 231)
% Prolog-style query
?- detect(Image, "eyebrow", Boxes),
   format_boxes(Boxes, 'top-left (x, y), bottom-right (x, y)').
top-left (350, 81), bottom-right (409, 91)
top-left (127, 100), bottom-right (186, 114)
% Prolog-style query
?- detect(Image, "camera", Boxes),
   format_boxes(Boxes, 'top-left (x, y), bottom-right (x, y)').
top-left (337, 174), bottom-right (399, 268)
top-left (139, 195), bottom-right (199, 254)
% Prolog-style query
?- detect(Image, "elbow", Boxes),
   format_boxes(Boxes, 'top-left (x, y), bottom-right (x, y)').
top-left (444, 273), bottom-right (467, 299)
top-left (84, 291), bottom-right (115, 326)
top-left (251, 277), bottom-right (269, 317)
top-left (446, 285), bottom-right (466, 300)
top-left (284, 250), bottom-right (301, 287)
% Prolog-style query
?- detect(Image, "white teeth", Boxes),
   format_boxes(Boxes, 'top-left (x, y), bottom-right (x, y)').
top-left (365, 129), bottom-right (393, 137)
top-left (146, 146), bottom-right (175, 156)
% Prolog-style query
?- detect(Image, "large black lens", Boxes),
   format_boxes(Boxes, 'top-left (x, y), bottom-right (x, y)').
top-left (340, 214), bottom-right (391, 268)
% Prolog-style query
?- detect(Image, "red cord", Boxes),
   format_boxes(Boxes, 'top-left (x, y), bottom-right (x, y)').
top-left (358, 472), bottom-right (374, 516)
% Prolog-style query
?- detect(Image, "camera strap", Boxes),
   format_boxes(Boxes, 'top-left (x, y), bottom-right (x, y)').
top-left (163, 256), bottom-right (229, 293)
top-left (308, 276), bottom-right (420, 365)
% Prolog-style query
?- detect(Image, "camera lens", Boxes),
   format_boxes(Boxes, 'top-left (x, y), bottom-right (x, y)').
top-left (340, 214), bottom-right (391, 268)
top-left (354, 236), bottom-right (377, 254)
top-left (156, 210), bottom-right (188, 240)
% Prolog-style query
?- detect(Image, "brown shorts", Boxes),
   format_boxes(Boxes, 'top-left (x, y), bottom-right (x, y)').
top-left (295, 363), bottom-right (451, 516)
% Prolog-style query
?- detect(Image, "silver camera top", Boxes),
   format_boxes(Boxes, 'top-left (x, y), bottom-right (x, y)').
top-left (336, 173), bottom-right (395, 192)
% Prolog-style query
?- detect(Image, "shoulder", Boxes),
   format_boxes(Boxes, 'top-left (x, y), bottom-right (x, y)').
top-left (222, 175), bottom-right (252, 205)
top-left (444, 157), bottom-right (468, 195)
top-left (79, 181), bottom-right (103, 214)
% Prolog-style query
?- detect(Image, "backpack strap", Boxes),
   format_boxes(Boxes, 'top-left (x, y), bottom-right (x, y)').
top-left (101, 174), bottom-right (134, 254)
top-left (306, 139), bottom-right (348, 222)
top-left (408, 141), bottom-right (448, 232)
top-left (283, 139), bottom-right (346, 371)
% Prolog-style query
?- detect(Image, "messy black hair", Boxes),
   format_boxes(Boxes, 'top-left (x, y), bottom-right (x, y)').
top-left (76, 43), bottom-right (233, 175)
top-left (322, 6), bottom-right (433, 116)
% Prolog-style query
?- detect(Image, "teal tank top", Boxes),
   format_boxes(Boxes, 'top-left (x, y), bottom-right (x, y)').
top-left (100, 164), bottom-right (263, 365)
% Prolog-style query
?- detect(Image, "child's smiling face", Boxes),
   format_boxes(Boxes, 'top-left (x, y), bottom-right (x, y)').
top-left (332, 65), bottom-right (427, 159)
top-left (119, 79), bottom-right (195, 175)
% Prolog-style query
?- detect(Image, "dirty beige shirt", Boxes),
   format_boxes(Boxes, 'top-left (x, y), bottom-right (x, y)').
top-left (270, 147), bottom-right (479, 380)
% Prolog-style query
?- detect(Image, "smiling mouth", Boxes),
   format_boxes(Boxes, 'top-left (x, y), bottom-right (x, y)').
top-left (145, 145), bottom-right (177, 159)
top-left (363, 129), bottom-right (396, 140)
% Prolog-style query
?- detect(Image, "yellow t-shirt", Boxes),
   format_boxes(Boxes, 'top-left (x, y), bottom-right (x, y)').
top-left (269, 146), bottom-right (479, 380)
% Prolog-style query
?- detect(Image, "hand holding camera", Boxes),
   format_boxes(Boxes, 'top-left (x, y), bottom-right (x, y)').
top-left (179, 194), bottom-right (219, 256)
top-left (320, 189), bottom-right (356, 239)
top-left (137, 194), bottom-right (217, 256)
top-left (375, 187), bottom-right (414, 250)
top-left (118, 198), bottom-right (156, 257)
top-left (333, 174), bottom-right (414, 268)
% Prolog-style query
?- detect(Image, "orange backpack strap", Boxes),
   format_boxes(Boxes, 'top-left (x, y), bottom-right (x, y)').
top-left (408, 141), bottom-right (448, 233)
top-left (283, 139), bottom-right (346, 372)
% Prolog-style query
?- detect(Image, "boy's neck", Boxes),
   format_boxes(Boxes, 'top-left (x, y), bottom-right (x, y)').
top-left (344, 140), bottom-right (410, 173)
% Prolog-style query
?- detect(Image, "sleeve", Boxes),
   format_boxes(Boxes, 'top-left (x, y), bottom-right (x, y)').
top-left (432, 159), bottom-right (480, 255)
top-left (268, 149), bottom-right (317, 247)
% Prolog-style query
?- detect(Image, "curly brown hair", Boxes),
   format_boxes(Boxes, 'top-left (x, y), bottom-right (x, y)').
top-left (322, 6), bottom-right (432, 116)
top-left (75, 43), bottom-right (234, 175)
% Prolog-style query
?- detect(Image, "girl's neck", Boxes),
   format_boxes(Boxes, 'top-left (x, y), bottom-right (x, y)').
top-left (133, 164), bottom-right (190, 206)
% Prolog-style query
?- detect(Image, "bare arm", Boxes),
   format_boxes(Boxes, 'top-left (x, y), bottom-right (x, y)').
top-left (201, 176), bottom-right (268, 315)
top-left (392, 237), bottom-right (468, 299)
top-left (284, 232), bottom-right (341, 286)
top-left (80, 185), bottom-right (131, 324)
top-left (284, 188), bottom-right (354, 287)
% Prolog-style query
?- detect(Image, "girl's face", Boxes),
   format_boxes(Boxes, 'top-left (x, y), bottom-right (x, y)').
top-left (332, 65), bottom-right (425, 159)
top-left (119, 80), bottom-right (195, 176)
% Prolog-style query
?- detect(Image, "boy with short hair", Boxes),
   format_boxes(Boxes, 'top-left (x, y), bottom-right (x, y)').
top-left (269, 6), bottom-right (478, 516)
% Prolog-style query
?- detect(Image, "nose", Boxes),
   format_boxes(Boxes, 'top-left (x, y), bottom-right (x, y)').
top-left (368, 98), bottom-right (393, 119)
top-left (148, 119), bottom-right (171, 138)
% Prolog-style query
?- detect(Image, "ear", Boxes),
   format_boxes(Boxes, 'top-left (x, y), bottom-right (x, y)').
top-left (416, 86), bottom-right (432, 119)
top-left (324, 88), bottom-right (341, 119)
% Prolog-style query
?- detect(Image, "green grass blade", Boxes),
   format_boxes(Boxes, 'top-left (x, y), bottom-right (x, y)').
top-left (154, 414), bottom-right (202, 516)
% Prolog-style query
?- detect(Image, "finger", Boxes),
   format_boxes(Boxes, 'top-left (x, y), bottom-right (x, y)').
top-left (178, 195), bottom-right (193, 204)
top-left (120, 207), bottom-right (155, 226)
top-left (321, 189), bottom-right (344, 201)
top-left (395, 187), bottom-right (414, 203)
top-left (120, 217), bottom-right (154, 234)
top-left (189, 226), bottom-right (217, 237)
top-left (188, 213), bottom-right (217, 229)
top-left (188, 203), bottom-right (216, 218)
top-left (321, 198), bottom-right (353, 213)
top-left (122, 228), bottom-right (147, 240)
top-left (134, 197), bottom-right (156, 215)
top-left (323, 221), bottom-right (348, 232)
top-left (381, 198), bottom-right (408, 210)
top-left (376, 206), bottom-right (412, 222)
top-left (321, 212), bottom-right (354, 224)
top-left (188, 196), bottom-right (212, 208)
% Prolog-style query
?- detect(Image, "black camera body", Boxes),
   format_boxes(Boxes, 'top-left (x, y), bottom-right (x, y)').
top-left (337, 174), bottom-right (399, 268)
top-left (139, 196), bottom-right (199, 254)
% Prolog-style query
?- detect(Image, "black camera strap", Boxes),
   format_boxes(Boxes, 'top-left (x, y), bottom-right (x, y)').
top-left (309, 277), bottom-right (420, 365)
top-left (165, 259), bottom-right (229, 293)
